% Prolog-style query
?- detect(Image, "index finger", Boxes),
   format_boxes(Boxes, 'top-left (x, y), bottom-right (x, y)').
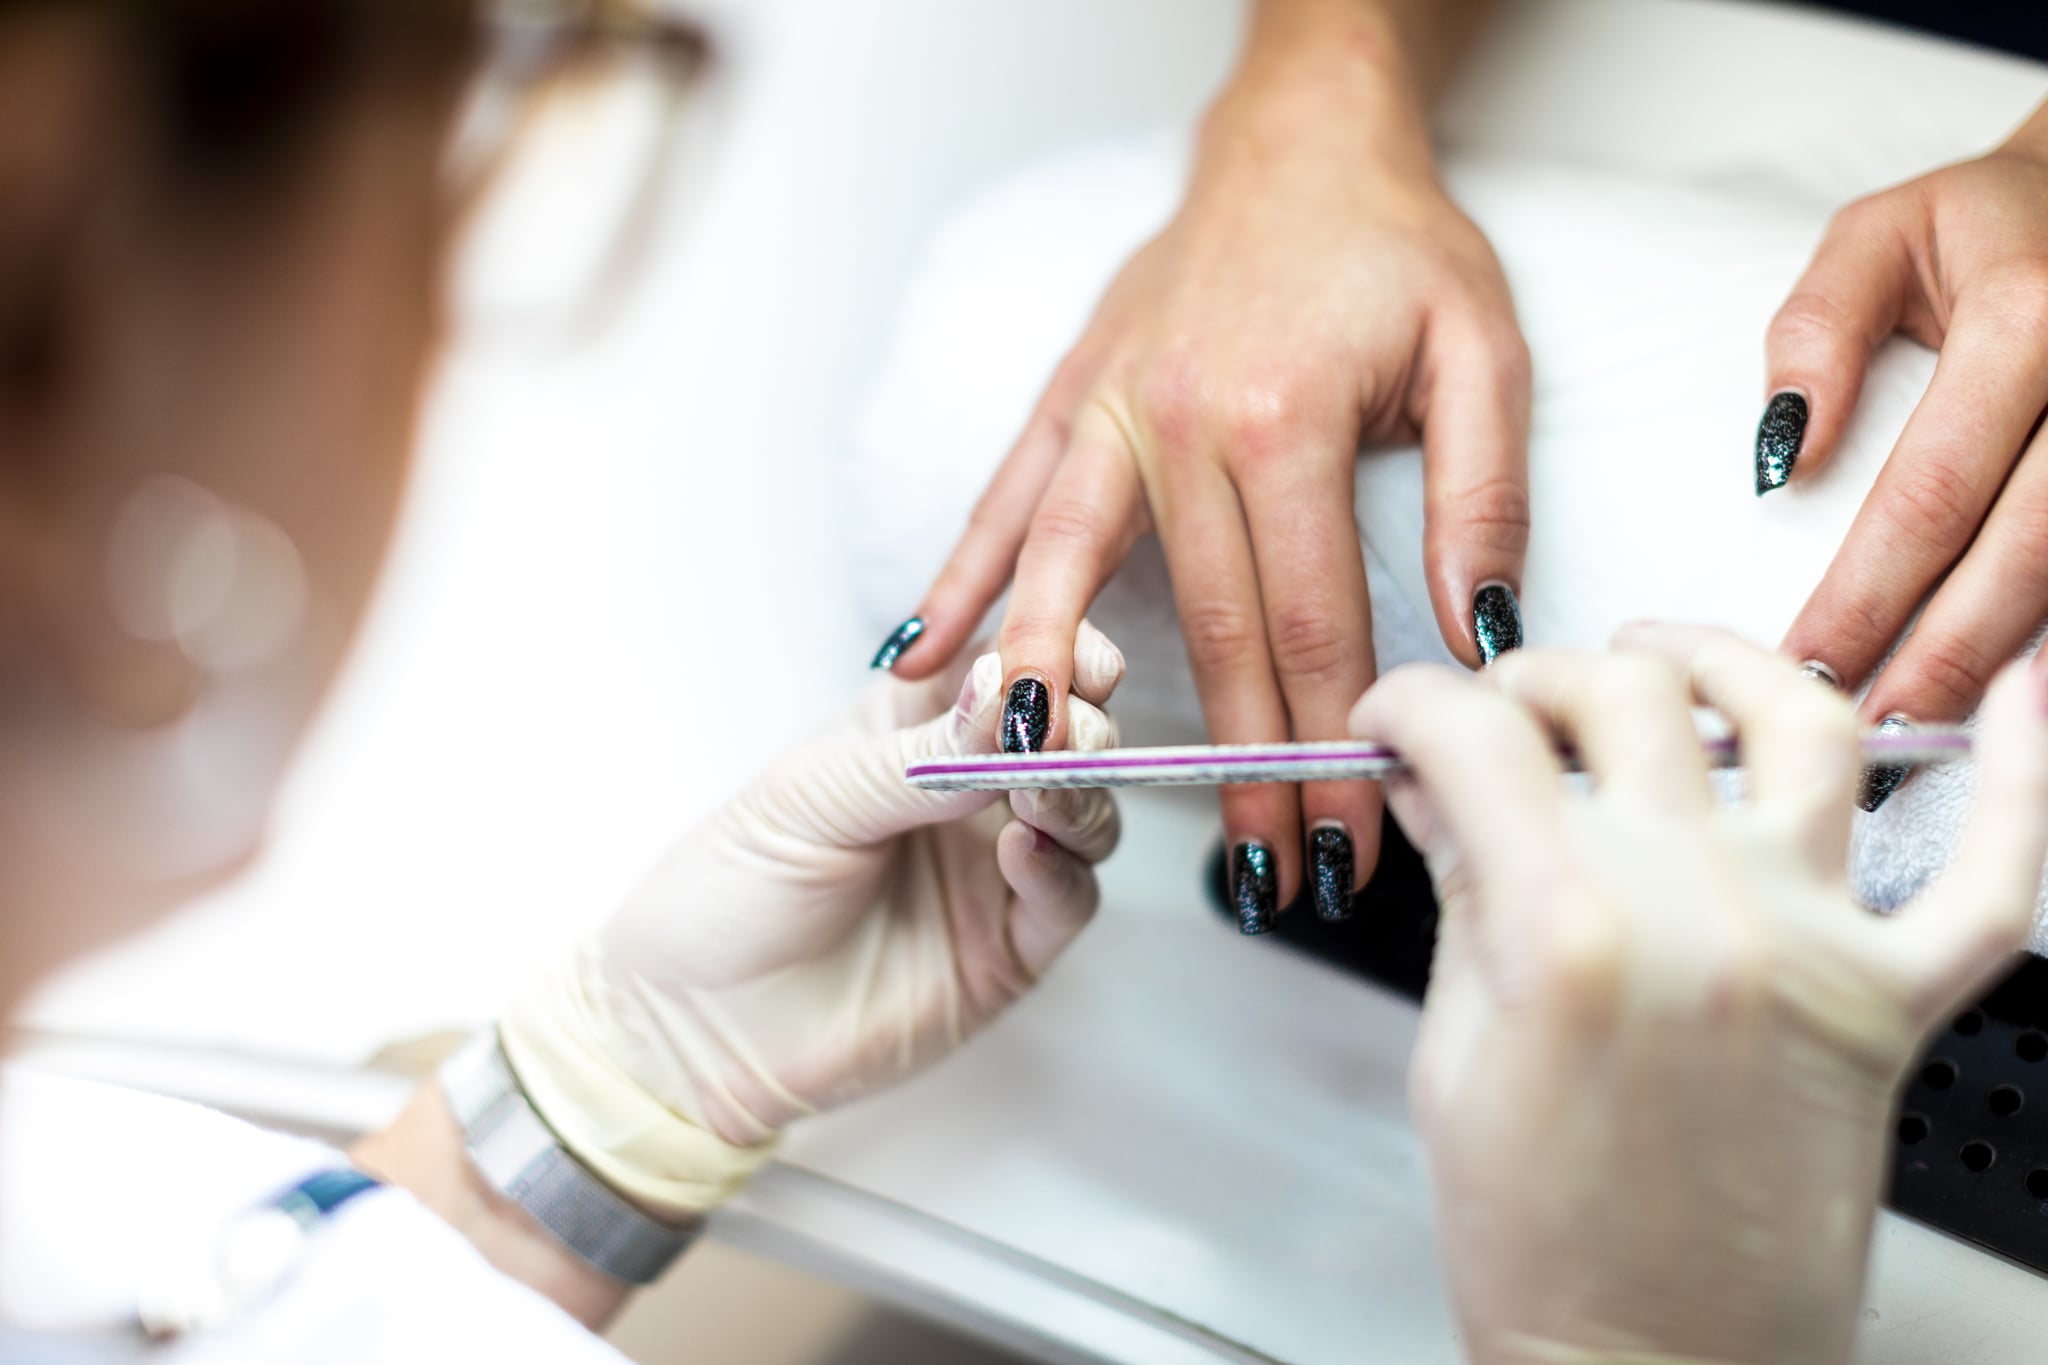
top-left (1416, 308), bottom-right (1532, 668)
top-left (996, 406), bottom-right (1146, 755)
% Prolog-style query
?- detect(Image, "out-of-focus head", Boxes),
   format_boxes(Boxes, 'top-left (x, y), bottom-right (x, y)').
top-left (0, 1), bottom-right (707, 998)
top-left (0, 0), bottom-right (471, 998)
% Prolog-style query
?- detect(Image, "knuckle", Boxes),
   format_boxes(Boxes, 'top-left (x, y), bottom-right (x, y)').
top-left (1430, 476), bottom-right (1531, 558)
top-left (1220, 379), bottom-right (1321, 473)
top-left (1883, 464), bottom-right (1980, 552)
top-left (1265, 601), bottom-right (1356, 690)
top-left (1178, 598), bottom-right (1263, 673)
top-left (1135, 354), bottom-right (1338, 474)
top-left (1134, 353), bottom-right (1207, 453)
top-left (1901, 632), bottom-right (2000, 718)
top-left (1827, 193), bottom-right (1892, 240)
top-left (1769, 290), bottom-right (1860, 356)
top-left (1026, 493), bottom-right (1113, 553)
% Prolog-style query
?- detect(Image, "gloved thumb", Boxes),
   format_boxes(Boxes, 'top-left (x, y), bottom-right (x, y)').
top-left (764, 650), bottom-right (1118, 849)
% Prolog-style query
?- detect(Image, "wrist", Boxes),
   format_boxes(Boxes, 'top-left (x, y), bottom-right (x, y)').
top-left (350, 1082), bottom-right (639, 1329)
top-left (1201, 21), bottom-right (1438, 193)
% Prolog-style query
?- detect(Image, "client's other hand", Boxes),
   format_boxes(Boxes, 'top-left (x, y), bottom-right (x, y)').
top-left (497, 624), bottom-right (1124, 1217)
top-left (1353, 625), bottom-right (2048, 1364)
top-left (1765, 103), bottom-right (2048, 806)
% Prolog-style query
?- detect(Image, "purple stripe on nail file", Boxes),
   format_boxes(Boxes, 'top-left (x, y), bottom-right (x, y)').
top-left (904, 727), bottom-right (1972, 791)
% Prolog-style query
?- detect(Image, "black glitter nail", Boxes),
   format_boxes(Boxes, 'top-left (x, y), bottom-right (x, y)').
top-left (868, 616), bottom-right (925, 671)
top-left (1755, 392), bottom-right (1808, 495)
top-left (1000, 677), bottom-right (1050, 754)
top-left (1857, 713), bottom-right (1913, 812)
top-left (1309, 826), bottom-right (1354, 922)
top-left (1232, 841), bottom-right (1276, 935)
top-left (1472, 583), bottom-right (1523, 666)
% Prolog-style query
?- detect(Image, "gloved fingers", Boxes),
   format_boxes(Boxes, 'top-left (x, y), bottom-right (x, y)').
top-left (1349, 664), bottom-right (1570, 913)
top-left (998, 819), bottom-right (1101, 979)
top-left (1613, 622), bottom-right (1861, 871)
top-left (1008, 690), bottom-right (1120, 863)
top-left (1071, 618), bottom-right (1126, 707)
top-left (1010, 786), bottom-right (1120, 866)
top-left (1062, 691), bottom-right (1119, 754)
top-left (1880, 658), bottom-right (2048, 1026)
top-left (1483, 648), bottom-right (1711, 817)
top-left (814, 624), bottom-right (1129, 847)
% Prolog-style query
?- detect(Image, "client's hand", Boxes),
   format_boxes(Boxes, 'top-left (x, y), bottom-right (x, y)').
top-left (498, 625), bottom-right (1124, 1218)
top-left (884, 35), bottom-right (1529, 927)
top-left (1353, 625), bottom-right (2048, 1364)
top-left (1765, 99), bottom-right (2048, 804)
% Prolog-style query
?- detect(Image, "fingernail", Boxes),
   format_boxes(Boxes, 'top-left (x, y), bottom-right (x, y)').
top-left (1232, 841), bottom-right (1276, 935)
top-left (1309, 825), bottom-right (1354, 922)
top-left (1799, 658), bottom-right (1842, 690)
top-left (869, 616), bottom-right (925, 671)
top-left (1472, 583), bottom-right (1523, 666)
top-left (1856, 713), bottom-right (1913, 812)
top-left (1755, 391), bottom-right (1808, 495)
top-left (1000, 676), bottom-right (1051, 754)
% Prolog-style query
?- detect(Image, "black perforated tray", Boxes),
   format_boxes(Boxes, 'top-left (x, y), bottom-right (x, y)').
top-left (1207, 813), bottom-right (2048, 1275)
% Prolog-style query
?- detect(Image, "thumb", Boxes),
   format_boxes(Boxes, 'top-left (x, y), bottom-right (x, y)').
top-left (778, 653), bottom-right (1009, 847)
top-left (781, 624), bottom-right (1126, 848)
top-left (1758, 197), bottom-right (1912, 494)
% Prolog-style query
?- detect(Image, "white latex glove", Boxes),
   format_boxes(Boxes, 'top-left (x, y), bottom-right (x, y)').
top-left (499, 626), bottom-right (1125, 1217)
top-left (1351, 625), bottom-right (2048, 1365)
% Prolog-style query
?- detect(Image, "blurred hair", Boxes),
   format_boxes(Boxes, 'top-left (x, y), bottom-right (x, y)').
top-left (0, 0), bottom-right (475, 193)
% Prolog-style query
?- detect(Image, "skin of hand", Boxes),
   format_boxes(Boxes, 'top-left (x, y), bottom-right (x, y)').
top-left (1352, 626), bottom-right (2048, 1364)
top-left (362, 627), bottom-right (1126, 1327)
top-left (887, 0), bottom-right (1527, 920)
top-left (1769, 100), bottom-right (2048, 776)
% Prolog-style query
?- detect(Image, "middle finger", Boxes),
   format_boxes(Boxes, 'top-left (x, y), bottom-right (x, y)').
top-left (1237, 433), bottom-right (1383, 921)
top-left (1151, 447), bottom-right (1300, 932)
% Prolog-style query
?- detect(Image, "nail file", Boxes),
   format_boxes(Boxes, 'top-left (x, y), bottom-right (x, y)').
top-left (904, 726), bottom-right (1972, 792)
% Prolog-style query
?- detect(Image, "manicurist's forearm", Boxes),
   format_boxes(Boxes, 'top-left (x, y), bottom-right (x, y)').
top-left (350, 1081), bottom-right (646, 1329)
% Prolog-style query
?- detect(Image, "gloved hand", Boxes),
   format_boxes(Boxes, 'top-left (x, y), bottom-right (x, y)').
top-left (1351, 625), bottom-right (2048, 1365)
top-left (498, 626), bottom-right (1125, 1218)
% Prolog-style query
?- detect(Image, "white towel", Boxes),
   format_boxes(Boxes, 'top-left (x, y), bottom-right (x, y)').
top-left (847, 3), bottom-right (2048, 944)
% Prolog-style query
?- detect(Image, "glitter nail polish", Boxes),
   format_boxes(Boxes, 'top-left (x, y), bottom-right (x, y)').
top-left (1472, 583), bottom-right (1523, 666)
top-left (868, 616), bottom-right (926, 671)
top-left (1857, 713), bottom-right (1913, 812)
top-left (1309, 826), bottom-right (1354, 922)
top-left (1000, 676), bottom-right (1050, 754)
top-left (1755, 392), bottom-right (1808, 495)
top-left (1232, 841), bottom-right (1276, 935)
top-left (1799, 659), bottom-right (1842, 690)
